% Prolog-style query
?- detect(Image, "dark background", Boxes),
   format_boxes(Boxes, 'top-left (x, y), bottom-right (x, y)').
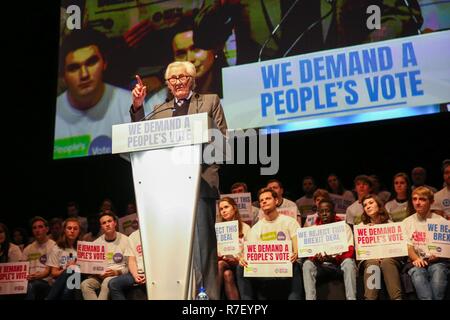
top-left (3, 2), bottom-right (448, 231)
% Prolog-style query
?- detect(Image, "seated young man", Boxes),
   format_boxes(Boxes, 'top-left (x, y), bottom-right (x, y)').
top-left (404, 186), bottom-right (449, 300)
top-left (236, 188), bottom-right (303, 300)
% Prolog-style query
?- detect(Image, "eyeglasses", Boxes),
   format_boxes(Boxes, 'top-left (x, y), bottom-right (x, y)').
top-left (166, 74), bottom-right (191, 84)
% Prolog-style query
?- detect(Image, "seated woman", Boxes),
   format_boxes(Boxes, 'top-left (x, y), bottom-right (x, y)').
top-left (46, 218), bottom-right (82, 300)
top-left (359, 194), bottom-right (403, 300)
top-left (385, 172), bottom-right (414, 222)
top-left (217, 197), bottom-right (250, 300)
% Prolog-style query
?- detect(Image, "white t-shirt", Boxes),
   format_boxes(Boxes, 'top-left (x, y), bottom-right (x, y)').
top-left (295, 196), bottom-right (315, 218)
top-left (345, 200), bottom-right (364, 225)
top-left (54, 83), bottom-right (131, 155)
top-left (128, 230), bottom-right (144, 274)
top-left (94, 232), bottom-right (132, 273)
top-left (46, 246), bottom-right (77, 269)
top-left (247, 214), bottom-right (300, 242)
top-left (8, 243), bottom-right (23, 262)
top-left (431, 187), bottom-right (450, 218)
top-left (22, 239), bottom-right (56, 279)
top-left (385, 199), bottom-right (410, 222)
top-left (403, 212), bottom-right (446, 259)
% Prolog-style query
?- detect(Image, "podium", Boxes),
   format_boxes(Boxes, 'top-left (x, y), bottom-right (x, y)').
top-left (112, 113), bottom-right (209, 299)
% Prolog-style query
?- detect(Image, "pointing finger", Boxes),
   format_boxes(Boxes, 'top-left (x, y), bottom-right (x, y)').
top-left (136, 75), bottom-right (143, 86)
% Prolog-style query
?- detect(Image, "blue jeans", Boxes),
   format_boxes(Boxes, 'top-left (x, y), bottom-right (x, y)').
top-left (108, 273), bottom-right (136, 300)
top-left (408, 262), bottom-right (449, 300)
top-left (303, 258), bottom-right (357, 300)
top-left (236, 261), bottom-right (304, 300)
top-left (25, 280), bottom-right (51, 300)
top-left (46, 270), bottom-right (81, 300)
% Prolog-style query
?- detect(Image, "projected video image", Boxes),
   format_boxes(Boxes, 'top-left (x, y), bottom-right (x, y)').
top-left (54, 0), bottom-right (450, 159)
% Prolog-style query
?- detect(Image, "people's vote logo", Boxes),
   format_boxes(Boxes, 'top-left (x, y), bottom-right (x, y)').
top-left (39, 254), bottom-right (47, 264)
top-left (113, 253), bottom-right (124, 263)
top-left (443, 199), bottom-right (450, 207)
top-left (412, 231), bottom-right (426, 243)
top-left (277, 232), bottom-right (286, 241)
top-left (89, 135), bottom-right (112, 155)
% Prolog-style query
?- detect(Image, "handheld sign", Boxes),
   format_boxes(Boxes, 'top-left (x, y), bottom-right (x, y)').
top-left (0, 262), bottom-right (29, 295)
top-left (426, 219), bottom-right (450, 258)
top-left (244, 241), bottom-right (292, 277)
top-left (215, 220), bottom-right (240, 256)
top-left (354, 222), bottom-right (407, 260)
top-left (77, 241), bottom-right (107, 274)
top-left (297, 221), bottom-right (349, 258)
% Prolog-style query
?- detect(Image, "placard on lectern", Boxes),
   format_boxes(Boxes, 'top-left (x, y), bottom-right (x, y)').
top-left (112, 112), bottom-right (209, 300)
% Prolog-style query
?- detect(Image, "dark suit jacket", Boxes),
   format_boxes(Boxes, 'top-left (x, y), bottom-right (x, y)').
top-left (130, 93), bottom-right (228, 197)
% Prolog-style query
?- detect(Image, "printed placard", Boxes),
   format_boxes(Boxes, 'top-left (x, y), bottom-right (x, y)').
top-left (354, 222), bottom-right (407, 260)
top-left (76, 241), bottom-right (107, 274)
top-left (0, 262), bottom-right (29, 295)
top-left (244, 241), bottom-right (292, 277)
top-left (218, 193), bottom-right (254, 225)
top-left (215, 220), bottom-right (240, 256)
top-left (297, 221), bottom-right (348, 257)
top-left (426, 219), bottom-right (450, 258)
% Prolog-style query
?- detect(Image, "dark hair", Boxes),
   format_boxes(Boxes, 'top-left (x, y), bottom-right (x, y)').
top-left (99, 211), bottom-right (118, 223)
top-left (0, 223), bottom-right (11, 263)
top-left (30, 216), bottom-right (48, 228)
top-left (354, 175), bottom-right (373, 188)
top-left (67, 201), bottom-right (79, 210)
top-left (218, 197), bottom-right (245, 238)
top-left (49, 217), bottom-right (63, 227)
top-left (266, 179), bottom-right (283, 189)
top-left (302, 176), bottom-right (316, 184)
top-left (443, 159), bottom-right (450, 172)
top-left (318, 199), bottom-right (336, 213)
top-left (11, 227), bottom-right (29, 246)
top-left (56, 218), bottom-right (81, 249)
top-left (59, 28), bottom-right (109, 75)
top-left (388, 172), bottom-right (414, 216)
top-left (326, 173), bottom-right (345, 195)
top-left (361, 194), bottom-right (390, 224)
top-left (230, 182), bottom-right (248, 193)
top-left (257, 188), bottom-right (278, 201)
top-left (99, 198), bottom-right (116, 214)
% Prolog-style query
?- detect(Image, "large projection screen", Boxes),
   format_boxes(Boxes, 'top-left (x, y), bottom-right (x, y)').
top-left (54, 0), bottom-right (450, 159)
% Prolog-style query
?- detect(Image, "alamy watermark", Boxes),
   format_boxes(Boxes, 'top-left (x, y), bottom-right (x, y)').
top-left (169, 128), bottom-right (280, 175)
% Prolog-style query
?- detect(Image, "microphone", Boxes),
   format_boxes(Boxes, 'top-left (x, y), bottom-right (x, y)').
top-left (138, 98), bottom-right (173, 121)
top-left (258, 0), bottom-right (302, 62)
top-left (282, 0), bottom-right (335, 58)
top-left (402, 0), bottom-right (422, 35)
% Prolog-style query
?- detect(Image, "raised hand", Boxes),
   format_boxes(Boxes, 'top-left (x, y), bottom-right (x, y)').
top-left (132, 75), bottom-right (147, 111)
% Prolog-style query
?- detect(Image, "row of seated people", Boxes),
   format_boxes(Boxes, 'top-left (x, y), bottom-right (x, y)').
top-left (217, 186), bottom-right (449, 300)
top-left (0, 213), bottom-right (146, 300)
top-left (0, 178), bottom-right (448, 299)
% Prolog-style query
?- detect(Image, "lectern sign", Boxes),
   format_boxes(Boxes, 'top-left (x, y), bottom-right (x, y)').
top-left (112, 113), bottom-right (209, 154)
